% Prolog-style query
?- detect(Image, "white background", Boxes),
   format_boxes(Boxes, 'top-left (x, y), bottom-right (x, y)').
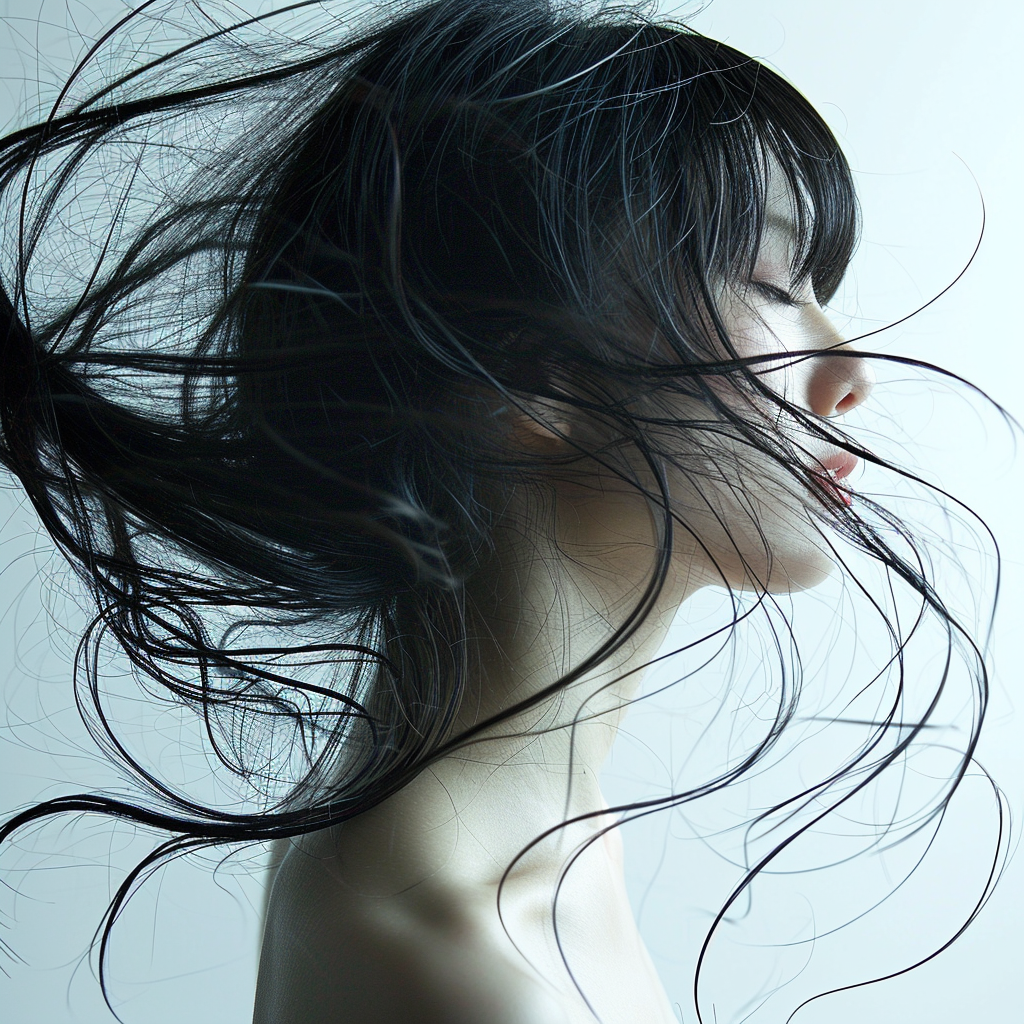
top-left (0, 2), bottom-right (1020, 1022)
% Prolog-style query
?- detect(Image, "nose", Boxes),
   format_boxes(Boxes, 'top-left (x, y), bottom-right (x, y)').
top-left (800, 310), bottom-right (875, 418)
top-left (805, 345), bottom-right (875, 417)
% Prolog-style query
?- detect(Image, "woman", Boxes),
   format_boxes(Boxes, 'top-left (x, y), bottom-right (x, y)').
top-left (0, 1), bottom-right (1003, 1022)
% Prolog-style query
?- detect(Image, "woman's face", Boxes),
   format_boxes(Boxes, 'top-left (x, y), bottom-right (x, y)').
top-left (513, 178), bottom-right (874, 604)
top-left (670, 181), bottom-right (875, 594)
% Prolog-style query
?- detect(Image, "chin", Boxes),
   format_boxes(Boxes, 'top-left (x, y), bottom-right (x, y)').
top-left (760, 554), bottom-right (837, 594)
top-left (676, 486), bottom-right (842, 596)
top-left (693, 533), bottom-right (839, 596)
top-left (755, 535), bottom-right (841, 593)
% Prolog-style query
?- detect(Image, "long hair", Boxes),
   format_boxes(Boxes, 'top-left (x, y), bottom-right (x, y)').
top-left (0, 1), bottom-right (1003, 1020)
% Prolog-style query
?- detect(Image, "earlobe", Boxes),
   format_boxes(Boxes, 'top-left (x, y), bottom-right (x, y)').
top-left (507, 402), bottom-right (573, 453)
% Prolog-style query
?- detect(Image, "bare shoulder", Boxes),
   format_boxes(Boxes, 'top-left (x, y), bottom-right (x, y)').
top-left (254, 849), bottom-right (572, 1024)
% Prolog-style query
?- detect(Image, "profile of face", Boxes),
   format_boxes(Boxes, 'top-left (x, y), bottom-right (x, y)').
top-left (507, 168), bottom-right (876, 622)
top-left (670, 176), bottom-right (875, 595)
top-left (518, 175), bottom-right (875, 607)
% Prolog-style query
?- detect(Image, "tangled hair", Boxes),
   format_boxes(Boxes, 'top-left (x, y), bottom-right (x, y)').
top-left (0, 0), bottom-right (1004, 1019)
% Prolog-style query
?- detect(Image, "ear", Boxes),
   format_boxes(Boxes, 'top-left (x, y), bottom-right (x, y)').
top-left (506, 399), bottom-right (574, 454)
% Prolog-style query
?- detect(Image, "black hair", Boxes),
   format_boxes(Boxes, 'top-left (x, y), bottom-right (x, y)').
top-left (0, 1), bottom-right (1003, 1021)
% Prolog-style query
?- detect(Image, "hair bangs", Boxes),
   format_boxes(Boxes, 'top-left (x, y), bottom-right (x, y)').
top-left (649, 30), bottom-right (859, 308)
top-left (746, 65), bottom-right (860, 304)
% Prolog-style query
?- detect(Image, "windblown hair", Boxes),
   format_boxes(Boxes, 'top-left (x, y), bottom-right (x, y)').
top-left (0, 1), bottom-right (1000, 1020)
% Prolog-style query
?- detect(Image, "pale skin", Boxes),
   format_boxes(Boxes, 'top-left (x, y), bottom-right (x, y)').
top-left (252, 183), bottom-right (876, 1024)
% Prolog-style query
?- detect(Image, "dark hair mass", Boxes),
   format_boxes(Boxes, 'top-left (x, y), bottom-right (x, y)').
top-left (0, 2), bottom-right (1001, 1021)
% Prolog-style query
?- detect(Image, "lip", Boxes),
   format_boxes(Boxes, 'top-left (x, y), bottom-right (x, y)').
top-left (812, 452), bottom-right (859, 506)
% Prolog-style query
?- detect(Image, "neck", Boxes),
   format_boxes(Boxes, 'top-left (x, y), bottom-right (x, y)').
top-left (305, 507), bottom-right (692, 897)
top-left (294, 477), bottom-right (700, 896)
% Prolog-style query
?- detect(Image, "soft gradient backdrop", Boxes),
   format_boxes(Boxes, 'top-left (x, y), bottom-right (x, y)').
top-left (1, 2), bottom-right (1020, 1022)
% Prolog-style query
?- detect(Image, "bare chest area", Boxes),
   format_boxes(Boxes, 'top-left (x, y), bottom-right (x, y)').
top-left (262, 777), bottom-right (680, 1024)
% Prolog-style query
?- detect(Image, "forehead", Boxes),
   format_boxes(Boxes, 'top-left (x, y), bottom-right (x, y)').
top-left (763, 159), bottom-right (802, 236)
top-left (758, 162), bottom-right (806, 263)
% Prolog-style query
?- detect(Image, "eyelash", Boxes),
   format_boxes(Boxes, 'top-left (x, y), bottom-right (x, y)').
top-left (751, 281), bottom-right (804, 308)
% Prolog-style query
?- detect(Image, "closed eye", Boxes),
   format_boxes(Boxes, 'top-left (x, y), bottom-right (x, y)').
top-left (750, 281), bottom-right (805, 308)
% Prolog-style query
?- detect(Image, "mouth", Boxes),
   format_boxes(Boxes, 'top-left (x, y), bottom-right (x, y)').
top-left (811, 452), bottom-right (859, 507)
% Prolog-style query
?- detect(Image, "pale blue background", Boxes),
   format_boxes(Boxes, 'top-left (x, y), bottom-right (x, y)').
top-left (0, 2), bottom-right (1021, 1022)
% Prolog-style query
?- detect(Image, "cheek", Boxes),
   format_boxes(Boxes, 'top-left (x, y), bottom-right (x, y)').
top-left (661, 417), bottom-right (835, 592)
top-left (726, 312), bottom-right (805, 405)
top-left (671, 458), bottom-right (836, 592)
top-left (662, 300), bottom-right (840, 591)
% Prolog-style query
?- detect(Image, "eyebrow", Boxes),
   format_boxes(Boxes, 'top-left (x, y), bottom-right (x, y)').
top-left (764, 211), bottom-right (799, 237)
